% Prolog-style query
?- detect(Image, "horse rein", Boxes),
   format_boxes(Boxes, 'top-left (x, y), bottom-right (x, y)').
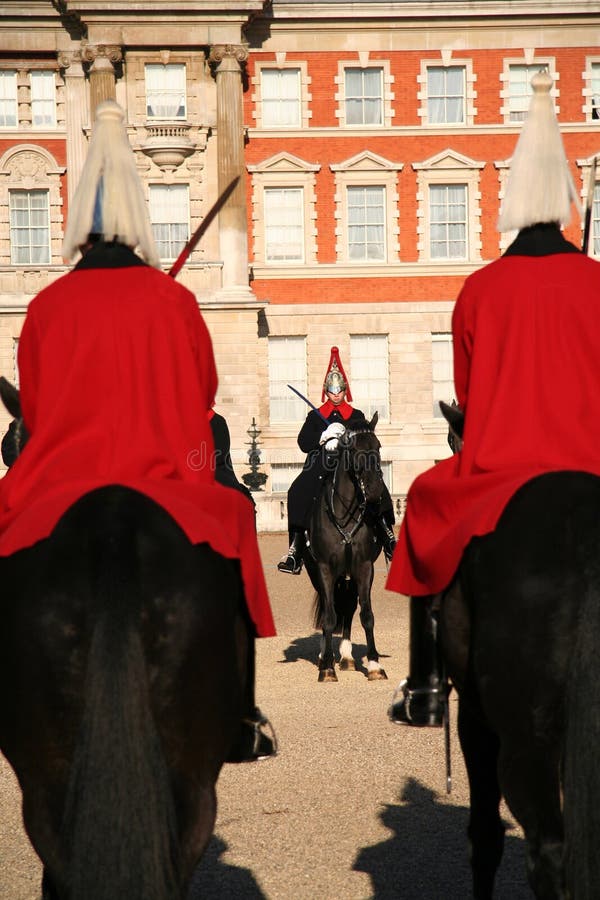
top-left (326, 432), bottom-right (368, 545)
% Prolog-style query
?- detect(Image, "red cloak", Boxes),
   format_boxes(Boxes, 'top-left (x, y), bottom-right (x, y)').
top-left (387, 250), bottom-right (600, 597)
top-left (0, 262), bottom-right (275, 637)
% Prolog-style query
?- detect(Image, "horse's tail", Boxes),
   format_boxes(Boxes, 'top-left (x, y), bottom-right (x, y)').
top-left (564, 578), bottom-right (600, 899)
top-left (62, 531), bottom-right (180, 900)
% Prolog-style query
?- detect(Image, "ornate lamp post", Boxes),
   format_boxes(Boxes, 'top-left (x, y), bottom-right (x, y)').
top-left (242, 418), bottom-right (267, 492)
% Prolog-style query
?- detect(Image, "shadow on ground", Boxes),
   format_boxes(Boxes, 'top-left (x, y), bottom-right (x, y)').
top-left (187, 835), bottom-right (266, 899)
top-left (353, 778), bottom-right (531, 900)
top-left (279, 633), bottom-right (391, 672)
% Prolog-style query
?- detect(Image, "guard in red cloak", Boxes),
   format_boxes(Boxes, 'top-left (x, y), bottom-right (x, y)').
top-left (0, 100), bottom-right (276, 760)
top-left (277, 346), bottom-right (396, 574)
top-left (387, 71), bottom-right (600, 726)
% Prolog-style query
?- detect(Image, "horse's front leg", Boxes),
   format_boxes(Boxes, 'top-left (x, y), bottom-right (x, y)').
top-left (356, 562), bottom-right (387, 681)
top-left (317, 566), bottom-right (338, 683)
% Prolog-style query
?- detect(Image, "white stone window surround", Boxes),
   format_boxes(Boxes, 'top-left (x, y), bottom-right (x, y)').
top-left (334, 53), bottom-right (394, 128)
top-left (252, 56), bottom-right (311, 129)
top-left (0, 144), bottom-right (65, 267)
top-left (583, 57), bottom-right (600, 122)
top-left (414, 149), bottom-right (484, 264)
top-left (330, 151), bottom-right (402, 264)
top-left (248, 152), bottom-right (320, 267)
top-left (500, 53), bottom-right (557, 125)
top-left (417, 51), bottom-right (477, 127)
top-left (577, 153), bottom-right (600, 257)
top-left (0, 63), bottom-right (63, 131)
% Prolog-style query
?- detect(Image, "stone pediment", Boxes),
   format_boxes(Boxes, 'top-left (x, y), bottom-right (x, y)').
top-left (247, 152), bottom-right (320, 174)
top-left (412, 148), bottom-right (485, 171)
top-left (0, 145), bottom-right (66, 181)
top-left (330, 150), bottom-right (403, 173)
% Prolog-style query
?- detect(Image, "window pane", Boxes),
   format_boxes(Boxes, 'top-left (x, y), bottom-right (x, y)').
top-left (31, 71), bottom-right (56, 127)
top-left (508, 64), bottom-right (546, 122)
top-left (432, 333), bottom-right (455, 417)
top-left (429, 184), bottom-right (467, 260)
top-left (345, 67), bottom-right (383, 126)
top-left (0, 70), bottom-right (17, 127)
top-left (350, 334), bottom-right (389, 420)
top-left (593, 183), bottom-right (600, 256)
top-left (427, 66), bottom-right (465, 124)
top-left (592, 63), bottom-right (600, 120)
top-left (347, 186), bottom-right (385, 261)
top-left (261, 69), bottom-right (301, 127)
top-left (268, 336), bottom-right (306, 424)
top-left (145, 64), bottom-right (186, 119)
top-left (9, 190), bottom-right (50, 265)
top-left (264, 188), bottom-right (304, 262)
top-left (149, 184), bottom-right (189, 260)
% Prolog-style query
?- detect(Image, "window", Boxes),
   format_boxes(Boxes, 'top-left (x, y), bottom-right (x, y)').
top-left (261, 68), bottom-right (301, 128)
top-left (0, 71), bottom-right (17, 128)
top-left (264, 187), bottom-right (304, 263)
top-left (427, 66), bottom-right (466, 125)
top-left (268, 336), bottom-right (306, 424)
top-left (507, 64), bottom-right (546, 123)
top-left (432, 333), bottom-right (455, 417)
top-left (347, 185), bottom-right (385, 261)
top-left (149, 184), bottom-right (189, 261)
top-left (30, 71), bottom-right (56, 128)
top-left (590, 62), bottom-right (600, 121)
top-left (145, 64), bottom-right (186, 119)
top-left (593, 183), bottom-right (600, 257)
top-left (380, 460), bottom-right (392, 493)
top-left (344, 67), bottom-right (383, 126)
top-left (271, 462), bottom-right (303, 493)
top-left (9, 190), bottom-right (50, 265)
top-left (429, 184), bottom-right (467, 260)
top-left (350, 335), bottom-right (389, 421)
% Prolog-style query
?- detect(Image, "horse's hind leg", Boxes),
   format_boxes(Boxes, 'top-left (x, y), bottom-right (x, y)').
top-left (458, 699), bottom-right (505, 900)
top-left (498, 742), bottom-right (565, 900)
top-left (337, 580), bottom-right (357, 671)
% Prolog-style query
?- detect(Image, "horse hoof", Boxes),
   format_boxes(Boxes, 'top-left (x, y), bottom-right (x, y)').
top-left (367, 668), bottom-right (388, 681)
top-left (339, 658), bottom-right (356, 671)
top-left (318, 668), bottom-right (338, 683)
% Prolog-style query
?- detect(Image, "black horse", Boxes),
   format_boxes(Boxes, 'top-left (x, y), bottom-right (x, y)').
top-left (303, 413), bottom-right (388, 683)
top-left (0, 484), bottom-right (251, 900)
top-left (437, 402), bottom-right (600, 899)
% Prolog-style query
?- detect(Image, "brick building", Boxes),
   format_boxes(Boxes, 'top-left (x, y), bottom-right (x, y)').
top-left (1, 2), bottom-right (599, 530)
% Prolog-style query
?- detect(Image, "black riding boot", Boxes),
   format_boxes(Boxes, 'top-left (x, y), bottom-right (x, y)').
top-left (227, 638), bottom-right (278, 763)
top-left (389, 595), bottom-right (446, 727)
top-left (277, 529), bottom-right (304, 575)
top-left (376, 515), bottom-right (396, 563)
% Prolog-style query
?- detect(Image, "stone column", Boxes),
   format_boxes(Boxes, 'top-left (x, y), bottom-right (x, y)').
top-left (81, 44), bottom-right (122, 120)
top-left (209, 44), bottom-right (252, 300)
top-left (58, 50), bottom-right (89, 200)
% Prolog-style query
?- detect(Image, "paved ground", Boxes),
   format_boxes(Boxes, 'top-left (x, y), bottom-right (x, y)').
top-left (0, 533), bottom-right (533, 900)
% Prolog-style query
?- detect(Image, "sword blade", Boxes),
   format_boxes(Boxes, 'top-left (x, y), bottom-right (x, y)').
top-left (169, 176), bottom-right (240, 279)
top-left (287, 384), bottom-right (329, 424)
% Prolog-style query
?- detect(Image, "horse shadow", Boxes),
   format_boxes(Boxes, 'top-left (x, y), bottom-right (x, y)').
top-left (353, 777), bottom-right (532, 900)
top-left (187, 835), bottom-right (266, 899)
top-left (280, 633), bottom-right (390, 674)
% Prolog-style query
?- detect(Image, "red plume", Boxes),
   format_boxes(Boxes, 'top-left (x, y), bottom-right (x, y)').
top-left (321, 345), bottom-right (352, 402)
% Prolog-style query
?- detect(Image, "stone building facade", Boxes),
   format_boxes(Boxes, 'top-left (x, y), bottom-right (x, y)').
top-left (1, 1), bottom-right (599, 531)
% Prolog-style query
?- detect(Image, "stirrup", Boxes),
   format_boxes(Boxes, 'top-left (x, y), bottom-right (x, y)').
top-left (388, 678), bottom-right (445, 728)
top-left (277, 548), bottom-right (303, 574)
top-left (228, 710), bottom-right (278, 763)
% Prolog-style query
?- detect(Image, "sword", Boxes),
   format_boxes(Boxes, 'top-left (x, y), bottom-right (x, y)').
top-left (168, 176), bottom-right (240, 279)
top-left (287, 384), bottom-right (329, 425)
top-left (582, 156), bottom-right (597, 255)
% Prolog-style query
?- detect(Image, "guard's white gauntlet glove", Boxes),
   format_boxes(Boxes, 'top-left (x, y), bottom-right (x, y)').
top-left (319, 421), bottom-right (346, 452)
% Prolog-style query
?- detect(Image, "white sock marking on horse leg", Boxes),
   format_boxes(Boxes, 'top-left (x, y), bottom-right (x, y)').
top-left (339, 638), bottom-right (353, 661)
top-left (364, 658), bottom-right (382, 673)
top-left (319, 635), bottom-right (325, 660)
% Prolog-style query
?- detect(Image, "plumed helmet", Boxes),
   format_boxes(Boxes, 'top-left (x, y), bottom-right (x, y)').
top-left (62, 100), bottom-right (160, 267)
top-left (497, 70), bottom-right (581, 233)
top-left (322, 346), bottom-right (352, 401)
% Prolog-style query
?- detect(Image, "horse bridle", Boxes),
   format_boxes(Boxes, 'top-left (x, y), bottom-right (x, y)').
top-left (325, 429), bottom-right (369, 545)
